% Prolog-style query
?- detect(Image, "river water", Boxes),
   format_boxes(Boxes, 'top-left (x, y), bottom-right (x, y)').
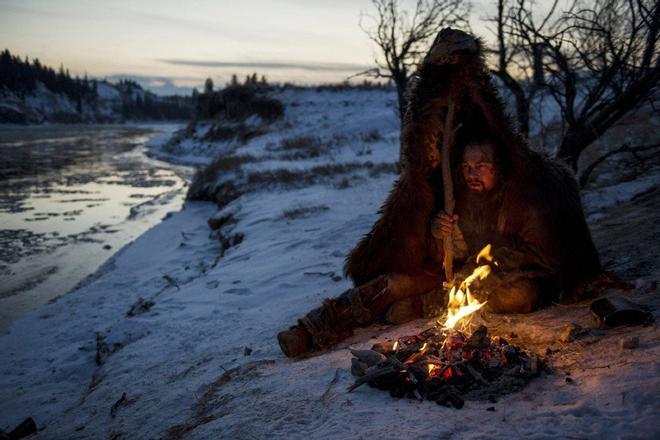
top-left (0, 124), bottom-right (192, 333)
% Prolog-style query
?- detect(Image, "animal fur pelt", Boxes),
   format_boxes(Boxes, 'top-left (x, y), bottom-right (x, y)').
top-left (343, 29), bottom-right (601, 302)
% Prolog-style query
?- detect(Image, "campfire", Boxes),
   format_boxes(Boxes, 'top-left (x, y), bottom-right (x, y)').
top-left (348, 245), bottom-right (541, 408)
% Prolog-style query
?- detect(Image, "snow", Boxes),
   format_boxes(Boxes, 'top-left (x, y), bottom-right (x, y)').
top-left (583, 173), bottom-right (659, 215)
top-left (96, 82), bottom-right (121, 101)
top-left (1, 87), bottom-right (659, 439)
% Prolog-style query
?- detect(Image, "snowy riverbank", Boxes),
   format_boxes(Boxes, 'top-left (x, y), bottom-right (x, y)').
top-left (0, 124), bottom-right (191, 333)
top-left (1, 88), bottom-right (659, 439)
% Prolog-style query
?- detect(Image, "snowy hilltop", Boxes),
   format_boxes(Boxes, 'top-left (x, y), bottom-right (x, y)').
top-left (1, 85), bottom-right (659, 438)
top-left (0, 49), bottom-right (192, 124)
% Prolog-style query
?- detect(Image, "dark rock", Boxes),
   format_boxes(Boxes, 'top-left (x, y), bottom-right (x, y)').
top-left (590, 296), bottom-right (654, 327)
top-left (7, 417), bottom-right (37, 440)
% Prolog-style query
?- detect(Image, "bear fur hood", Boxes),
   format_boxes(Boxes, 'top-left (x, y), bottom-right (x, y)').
top-left (343, 30), bottom-right (601, 301)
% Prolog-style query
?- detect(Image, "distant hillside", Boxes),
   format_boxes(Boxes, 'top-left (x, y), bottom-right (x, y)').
top-left (0, 49), bottom-right (193, 124)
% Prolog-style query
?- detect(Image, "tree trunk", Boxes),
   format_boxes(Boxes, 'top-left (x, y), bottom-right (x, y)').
top-left (556, 128), bottom-right (597, 172)
top-left (492, 70), bottom-right (530, 137)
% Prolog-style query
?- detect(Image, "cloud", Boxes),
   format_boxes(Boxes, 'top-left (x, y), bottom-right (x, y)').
top-left (158, 58), bottom-right (373, 73)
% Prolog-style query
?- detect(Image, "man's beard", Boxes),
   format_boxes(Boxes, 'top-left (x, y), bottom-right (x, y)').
top-left (463, 185), bottom-right (491, 206)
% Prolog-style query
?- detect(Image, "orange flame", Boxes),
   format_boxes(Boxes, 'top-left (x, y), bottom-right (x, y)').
top-left (441, 244), bottom-right (493, 329)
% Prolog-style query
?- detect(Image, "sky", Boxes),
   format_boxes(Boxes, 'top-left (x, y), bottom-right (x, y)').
top-left (1, 0), bottom-right (498, 95)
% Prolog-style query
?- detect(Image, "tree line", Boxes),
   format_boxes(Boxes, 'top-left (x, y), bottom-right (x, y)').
top-left (0, 49), bottom-right (97, 105)
top-left (116, 78), bottom-right (192, 120)
top-left (0, 49), bottom-right (193, 121)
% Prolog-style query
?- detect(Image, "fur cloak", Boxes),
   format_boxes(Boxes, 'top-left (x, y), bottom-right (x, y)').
top-left (343, 31), bottom-right (601, 302)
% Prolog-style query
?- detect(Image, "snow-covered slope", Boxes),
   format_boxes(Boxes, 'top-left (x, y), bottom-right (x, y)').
top-left (0, 81), bottom-right (119, 124)
top-left (0, 79), bottom-right (189, 124)
top-left (1, 87), bottom-right (659, 439)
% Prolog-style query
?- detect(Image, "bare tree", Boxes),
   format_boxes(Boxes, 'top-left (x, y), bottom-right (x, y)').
top-left (495, 0), bottom-right (659, 174)
top-left (360, 0), bottom-right (472, 122)
top-left (485, 0), bottom-right (561, 137)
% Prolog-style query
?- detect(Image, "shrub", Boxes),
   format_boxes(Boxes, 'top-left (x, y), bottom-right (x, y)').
top-left (277, 135), bottom-right (324, 159)
top-left (211, 85), bottom-right (284, 122)
top-left (280, 204), bottom-right (330, 220)
top-left (361, 129), bottom-right (383, 142)
top-left (186, 155), bottom-right (257, 201)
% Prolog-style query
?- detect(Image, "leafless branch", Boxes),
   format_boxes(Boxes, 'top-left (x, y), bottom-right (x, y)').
top-left (360, 0), bottom-right (472, 121)
top-left (579, 142), bottom-right (660, 186)
top-left (488, 0), bottom-right (659, 170)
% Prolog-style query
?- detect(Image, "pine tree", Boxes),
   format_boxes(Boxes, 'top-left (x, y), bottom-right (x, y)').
top-left (204, 77), bottom-right (214, 94)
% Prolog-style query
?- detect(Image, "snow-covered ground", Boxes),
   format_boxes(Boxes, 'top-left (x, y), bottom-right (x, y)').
top-left (1, 87), bottom-right (659, 439)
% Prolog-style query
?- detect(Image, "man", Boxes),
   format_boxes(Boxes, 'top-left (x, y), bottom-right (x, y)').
top-left (431, 138), bottom-right (561, 314)
top-left (278, 29), bottom-right (601, 358)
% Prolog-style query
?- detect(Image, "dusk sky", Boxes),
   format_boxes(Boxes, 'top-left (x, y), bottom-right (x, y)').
top-left (1, 0), bottom-right (497, 95)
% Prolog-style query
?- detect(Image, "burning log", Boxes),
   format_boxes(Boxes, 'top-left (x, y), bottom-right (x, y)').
top-left (348, 325), bottom-right (541, 408)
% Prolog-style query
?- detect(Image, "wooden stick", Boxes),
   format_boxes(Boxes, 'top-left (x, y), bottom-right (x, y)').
top-left (347, 365), bottom-right (396, 392)
top-left (441, 100), bottom-right (457, 282)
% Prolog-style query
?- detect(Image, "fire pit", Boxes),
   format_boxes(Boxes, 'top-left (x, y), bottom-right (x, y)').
top-left (349, 324), bottom-right (540, 408)
top-left (348, 245), bottom-right (542, 408)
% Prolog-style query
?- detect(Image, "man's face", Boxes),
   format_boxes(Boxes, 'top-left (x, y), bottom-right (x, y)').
top-left (461, 143), bottom-right (497, 193)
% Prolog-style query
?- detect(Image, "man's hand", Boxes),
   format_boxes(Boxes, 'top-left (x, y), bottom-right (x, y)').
top-left (431, 212), bottom-right (459, 239)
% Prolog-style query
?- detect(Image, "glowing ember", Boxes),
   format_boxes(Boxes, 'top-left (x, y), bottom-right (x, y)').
top-left (441, 244), bottom-right (494, 330)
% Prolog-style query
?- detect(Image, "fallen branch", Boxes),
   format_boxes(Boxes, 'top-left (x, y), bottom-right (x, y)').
top-left (347, 365), bottom-right (396, 392)
top-left (110, 392), bottom-right (127, 418)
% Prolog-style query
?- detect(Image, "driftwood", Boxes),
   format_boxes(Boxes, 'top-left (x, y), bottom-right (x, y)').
top-left (350, 349), bottom-right (386, 366)
top-left (348, 364), bottom-right (397, 392)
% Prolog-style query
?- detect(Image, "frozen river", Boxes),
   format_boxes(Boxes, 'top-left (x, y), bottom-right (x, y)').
top-left (0, 124), bottom-right (192, 332)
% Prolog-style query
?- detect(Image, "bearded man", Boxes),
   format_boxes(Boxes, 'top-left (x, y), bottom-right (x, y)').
top-left (277, 29), bottom-right (602, 358)
top-left (430, 137), bottom-right (562, 315)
